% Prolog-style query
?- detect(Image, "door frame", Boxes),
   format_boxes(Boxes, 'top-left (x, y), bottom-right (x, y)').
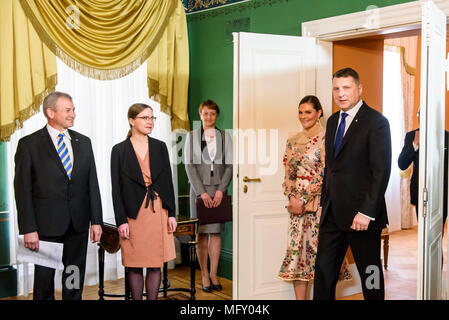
top-left (302, 0), bottom-right (449, 41)
top-left (232, 0), bottom-right (449, 300)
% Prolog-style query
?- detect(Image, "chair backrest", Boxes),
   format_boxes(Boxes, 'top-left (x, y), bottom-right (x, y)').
top-left (99, 223), bottom-right (120, 254)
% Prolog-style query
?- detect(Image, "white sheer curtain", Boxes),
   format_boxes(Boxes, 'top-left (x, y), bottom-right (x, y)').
top-left (7, 58), bottom-right (178, 296)
top-left (383, 46), bottom-right (405, 232)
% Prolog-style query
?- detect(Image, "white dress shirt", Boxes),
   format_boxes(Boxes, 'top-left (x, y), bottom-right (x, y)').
top-left (335, 100), bottom-right (375, 222)
top-left (46, 124), bottom-right (74, 164)
top-left (205, 134), bottom-right (216, 171)
top-left (335, 99), bottom-right (363, 139)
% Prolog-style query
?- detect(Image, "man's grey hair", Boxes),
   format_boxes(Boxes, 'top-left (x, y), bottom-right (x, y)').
top-left (42, 91), bottom-right (73, 118)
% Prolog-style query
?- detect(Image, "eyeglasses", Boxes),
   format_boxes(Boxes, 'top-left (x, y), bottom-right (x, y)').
top-left (135, 116), bottom-right (157, 122)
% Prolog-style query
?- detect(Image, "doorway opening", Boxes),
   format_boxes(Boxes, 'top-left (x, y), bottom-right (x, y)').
top-left (331, 25), bottom-right (449, 299)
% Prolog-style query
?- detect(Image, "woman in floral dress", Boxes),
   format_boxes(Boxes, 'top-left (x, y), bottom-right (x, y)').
top-left (278, 95), bottom-right (351, 300)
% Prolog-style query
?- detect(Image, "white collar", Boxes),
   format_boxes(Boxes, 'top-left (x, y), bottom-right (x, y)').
top-left (340, 100), bottom-right (363, 118)
top-left (46, 124), bottom-right (71, 140)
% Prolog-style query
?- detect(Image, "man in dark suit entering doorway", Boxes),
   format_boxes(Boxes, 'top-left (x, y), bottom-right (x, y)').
top-left (313, 68), bottom-right (392, 300)
top-left (14, 91), bottom-right (103, 300)
top-left (398, 111), bottom-right (448, 233)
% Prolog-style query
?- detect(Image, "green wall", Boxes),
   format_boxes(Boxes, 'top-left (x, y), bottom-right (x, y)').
top-left (184, 0), bottom-right (417, 279)
top-left (0, 142), bottom-right (17, 298)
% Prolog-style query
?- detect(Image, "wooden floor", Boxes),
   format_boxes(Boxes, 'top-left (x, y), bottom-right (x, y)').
top-left (4, 266), bottom-right (232, 300)
top-left (4, 225), bottom-right (447, 300)
top-left (340, 225), bottom-right (447, 300)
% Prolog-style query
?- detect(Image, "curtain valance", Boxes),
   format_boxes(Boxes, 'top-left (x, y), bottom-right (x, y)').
top-left (19, 0), bottom-right (177, 79)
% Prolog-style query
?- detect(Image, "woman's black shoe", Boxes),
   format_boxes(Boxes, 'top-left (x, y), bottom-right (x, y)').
top-left (202, 285), bottom-right (212, 293)
top-left (210, 278), bottom-right (222, 291)
top-left (211, 283), bottom-right (222, 291)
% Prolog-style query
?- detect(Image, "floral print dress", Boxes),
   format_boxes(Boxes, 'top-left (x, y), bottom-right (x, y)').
top-left (278, 123), bottom-right (352, 282)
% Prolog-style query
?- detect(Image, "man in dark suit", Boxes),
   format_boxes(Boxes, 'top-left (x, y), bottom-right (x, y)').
top-left (398, 113), bottom-right (448, 231)
top-left (313, 68), bottom-right (392, 300)
top-left (14, 91), bottom-right (103, 300)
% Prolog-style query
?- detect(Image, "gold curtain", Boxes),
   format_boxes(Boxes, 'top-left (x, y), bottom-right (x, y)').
top-left (148, 1), bottom-right (190, 131)
top-left (0, 0), bottom-right (57, 141)
top-left (1, 0), bottom-right (189, 139)
top-left (19, 0), bottom-right (177, 80)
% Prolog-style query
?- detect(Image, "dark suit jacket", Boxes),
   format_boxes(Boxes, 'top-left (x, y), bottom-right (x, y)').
top-left (111, 137), bottom-right (176, 227)
top-left (320, 102), bottom-right (392, 231)
top-left (398, 129), bottom-right (448, 217)
top-left (14, 126), bottom-right (103, 237)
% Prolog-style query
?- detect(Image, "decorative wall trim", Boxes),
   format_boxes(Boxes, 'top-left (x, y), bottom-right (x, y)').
top-left (183, 0), bottom-right (250, 14)
top-left (186, 0), bottom-right (289, 21)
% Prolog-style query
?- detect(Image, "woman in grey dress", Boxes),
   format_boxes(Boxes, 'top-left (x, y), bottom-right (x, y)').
top-left (184, 100), bottom-right (232, 292)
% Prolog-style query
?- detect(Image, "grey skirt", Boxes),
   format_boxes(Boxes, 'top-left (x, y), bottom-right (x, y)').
top-left (189, 186), bottom-right (225, 234)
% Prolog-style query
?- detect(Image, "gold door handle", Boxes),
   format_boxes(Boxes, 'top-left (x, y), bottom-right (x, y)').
top-left (243, 176), bottom-right (262, 183)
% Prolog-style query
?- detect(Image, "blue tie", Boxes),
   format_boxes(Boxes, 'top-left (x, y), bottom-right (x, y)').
top-left (334, 112), bottom-right (348, 157)
top-left (57, 133), bottom-right (73, 179)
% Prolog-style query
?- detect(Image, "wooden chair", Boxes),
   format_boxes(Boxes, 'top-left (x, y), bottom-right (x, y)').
top-left (97, 219), bottom-right (199, 300)
top-left (97, 223), bottom-right (125, 300)
top-left (381, 227), bottom-right (389, 269)
top-left (159, 218), bottom-right (199, 299)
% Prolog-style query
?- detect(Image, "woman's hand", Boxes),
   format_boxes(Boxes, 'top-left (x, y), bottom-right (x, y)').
top-left (201, 192), bottom-right (213, 208)
top-left (168, 217), bottom-right (178, 233)
top-left (212, 190), bottom-right (223, 207)
top-left (118, 223), bottom-right (130, 239)
top-left (286, 197), bottom-right (304, 215)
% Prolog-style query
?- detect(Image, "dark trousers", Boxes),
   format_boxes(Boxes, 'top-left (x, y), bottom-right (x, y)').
top-left (313, 207), bottom-right (384, 300)
top-left (33, 222), bottom-right (89, 300)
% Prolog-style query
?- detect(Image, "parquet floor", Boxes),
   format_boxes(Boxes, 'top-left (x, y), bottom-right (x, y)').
top-left (340, 225), bottom-right (447, 300)
top-left (4, 266), bottom-right (232, 301)
top-left (4, 225), bottom-right (448, 300)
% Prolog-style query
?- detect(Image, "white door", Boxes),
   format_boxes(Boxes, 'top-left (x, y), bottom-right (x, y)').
top-left (232, 32), bottom-right (361, 299)
top-left (417, 0), bottom-right (447, 300)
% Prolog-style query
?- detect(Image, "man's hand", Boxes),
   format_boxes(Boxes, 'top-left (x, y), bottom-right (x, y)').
top-left (350, 213), bottom-right (371, 231)
top-left (24, 232), bottom-right (39, 252)
top-left (286, 197), bottom-right (304, 215)
top-left (212, 190), bottom-right (223, 208)
top-left (90, 224), bottom-right (102, 243)
top-left (413, 130), bottom-right (419, 147)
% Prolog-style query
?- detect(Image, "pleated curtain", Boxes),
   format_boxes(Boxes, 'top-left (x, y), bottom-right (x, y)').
top-left (0, 0), bottom-right (190, 141)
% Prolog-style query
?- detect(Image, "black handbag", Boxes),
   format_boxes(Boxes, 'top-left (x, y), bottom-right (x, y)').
top-left (196, 195), bottom-right (232, 225)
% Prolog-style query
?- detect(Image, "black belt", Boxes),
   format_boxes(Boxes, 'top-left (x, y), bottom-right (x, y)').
top-left (145, 184), bottom-right (157, 213)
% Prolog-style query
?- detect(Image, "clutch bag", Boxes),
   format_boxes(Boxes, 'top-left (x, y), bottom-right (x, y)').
top-left (304, 196), bottom-right (320, 213)
top-left (196, 195), bottom-right (232, 225)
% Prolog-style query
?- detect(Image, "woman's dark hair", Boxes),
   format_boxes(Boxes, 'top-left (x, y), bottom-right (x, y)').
top-left (299, 95), bottom-right (324, 118)
top-left (198, 99), bottom-right (220, 115)
top-left (126, 103), bottom-right (153, 139)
